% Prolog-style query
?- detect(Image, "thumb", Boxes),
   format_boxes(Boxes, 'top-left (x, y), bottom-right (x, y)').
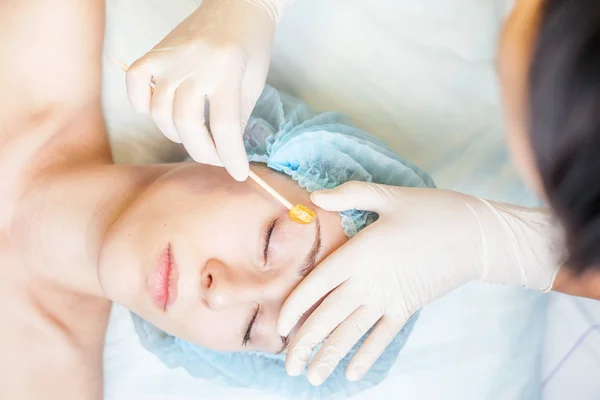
top-left (310, 181), bottom-right (396, 213)
top-left (126, 57), bottom-right (155, 115)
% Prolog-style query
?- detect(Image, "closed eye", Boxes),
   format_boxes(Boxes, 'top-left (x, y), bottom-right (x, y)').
top-left (242, 305), bottom-right (260, 347)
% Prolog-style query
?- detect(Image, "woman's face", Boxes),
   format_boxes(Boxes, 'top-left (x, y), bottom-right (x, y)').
top-left (98, 164), bottom-right (347, 353)
top-left (497, 0), bottom-right (544, 194)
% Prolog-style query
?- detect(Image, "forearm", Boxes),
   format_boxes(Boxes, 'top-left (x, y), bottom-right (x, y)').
top-left (552, 267), bottom-right (600, 300)
top-left (462, 197), bottom-right (564, 291)
top-left (471, 197), bottom-right (600, 300)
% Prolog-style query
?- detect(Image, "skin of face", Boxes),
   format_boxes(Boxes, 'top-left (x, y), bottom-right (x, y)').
top-left (98, 163), bottom-right (347, 353)
top-left (497, 0), bottom-right (544, 194)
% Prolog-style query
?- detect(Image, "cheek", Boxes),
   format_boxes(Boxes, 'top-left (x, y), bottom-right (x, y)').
top-left (97, 205), bottom-right (157, 305)
top-left (147, 307), bottom-right (247, 352)
top-left (507, 126), bottom-right (545, 196)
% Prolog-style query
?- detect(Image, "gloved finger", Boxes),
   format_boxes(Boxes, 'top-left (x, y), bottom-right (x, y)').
top-left (306, 306), bottom-right (382, 386)
top-left (239, 64), bottom-right (269, 129)
top-left (150, 80), bottom-right (181, 144)
top-left (278, 234), bottom-right (370, 337)
top-left (285, 281), bottom-right (361, 377)
top-left (310, 181), bottom-right (398, 213)
top-left (126, 58), bottom-right (155, 114)
top-left (208, 82), bottom-right (249, 181)
top-left (173, 80), bottom-right (222, 166)
top-left (346, 315), bottom-right (406, 381)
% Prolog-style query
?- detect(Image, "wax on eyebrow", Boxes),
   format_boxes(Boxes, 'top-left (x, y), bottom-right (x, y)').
top-left (288, 204), bottom-right (316, 224)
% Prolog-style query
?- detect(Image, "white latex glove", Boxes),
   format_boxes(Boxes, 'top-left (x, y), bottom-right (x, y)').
top-left (126, 0), bottom-right (289, 181)
top-left (277, 181), bottom-right (564, 385)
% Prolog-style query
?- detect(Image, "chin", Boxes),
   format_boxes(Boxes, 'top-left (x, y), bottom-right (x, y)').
top-left (96, 235), bottom-right (141, 307)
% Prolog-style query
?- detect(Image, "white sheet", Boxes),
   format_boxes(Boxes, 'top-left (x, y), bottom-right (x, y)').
top-left (541, 293), bottom-right (600, 400)
top-left (102, 0), bottom-right (600, 398)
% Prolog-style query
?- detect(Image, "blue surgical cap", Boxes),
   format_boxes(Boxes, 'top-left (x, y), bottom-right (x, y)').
top-left (131, 85), bottom-right (435, 399)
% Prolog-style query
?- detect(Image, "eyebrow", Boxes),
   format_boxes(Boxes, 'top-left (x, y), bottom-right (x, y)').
top-left (297, 217), bottom-right (322, 278)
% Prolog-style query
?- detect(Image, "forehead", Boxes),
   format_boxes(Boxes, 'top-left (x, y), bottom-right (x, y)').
top-left (169, 163), bottom-right (313, 203)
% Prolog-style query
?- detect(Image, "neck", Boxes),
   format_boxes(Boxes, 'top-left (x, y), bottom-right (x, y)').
top-left (26, 163), bottom-right (173, 298)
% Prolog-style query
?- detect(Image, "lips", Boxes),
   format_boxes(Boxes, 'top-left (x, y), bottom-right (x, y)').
top-left (148, 244), bottom-right (179, 311)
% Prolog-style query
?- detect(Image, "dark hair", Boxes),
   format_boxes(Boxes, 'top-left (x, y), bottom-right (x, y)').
top-left (529, 0), bottom-right (600, 273)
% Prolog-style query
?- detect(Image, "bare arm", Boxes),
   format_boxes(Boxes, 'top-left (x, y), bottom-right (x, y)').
top-left (0, 0), bottom-right (110, 221)
top-left (0, 1), bottom-right (104, 118)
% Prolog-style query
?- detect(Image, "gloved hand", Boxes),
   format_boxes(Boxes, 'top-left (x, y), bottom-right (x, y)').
top-left (126, 0), bottom-right (288, 181)
top-left (277, 181), bottom-right (564, 385)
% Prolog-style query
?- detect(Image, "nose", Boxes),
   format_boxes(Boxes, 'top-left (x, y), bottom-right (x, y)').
top-left (200, 259), bottom-right (261, 311)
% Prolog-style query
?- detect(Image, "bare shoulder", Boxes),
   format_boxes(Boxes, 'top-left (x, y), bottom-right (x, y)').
top-left (0, 287), bottom-right (111, 399)
top-left (0, 238), bottom-right (110, 400)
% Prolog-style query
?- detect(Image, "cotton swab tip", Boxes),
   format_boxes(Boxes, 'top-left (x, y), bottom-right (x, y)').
top-left (288, 204), bottom-right (316, 224)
